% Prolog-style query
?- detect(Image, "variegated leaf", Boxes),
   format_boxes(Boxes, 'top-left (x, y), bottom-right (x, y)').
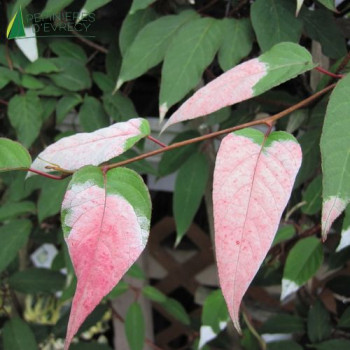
top-left (29, 118), bottom-right (149, 175)
top-left (213, 128), bottom-right (302, 332)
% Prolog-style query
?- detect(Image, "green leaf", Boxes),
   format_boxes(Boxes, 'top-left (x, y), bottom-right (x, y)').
top-left (49, 40), bottom-right (88, 62)
top-left (337, 205), bottom-right (350, 252)
top-left (8, 93), bottom-right (43, 147)
top-left (312, 339), bottom-right (350, 350)
top-left (338, 306), bottom-right (350, 328)
top-left (202, 289), bottom-right (229, 333)
top-left (106, 281), bottom-right (129, 299)
top-left (316, 0), bottom-right (337, 11)
top-left (41, 97), bottom-right (57, 122)
top-left (9, 268), bottom-right (66, 294)
top-left (254, 43), bottom-right (315, 96)
top-left (93, 72), bottom-right (114, 92)
top-left (142, 285), bottom-right (167, 303)
top-left (79, 96), bottom-right (109, 132)
top-left (3, 317), bottom-right (38, 350)
top-left (129, 0), bottom-right (157, 14)
top-left (40, 0), bottom-right (74, 18)
top-left (125, 303), bottom-right (145, 350)
top-left (296, 0), bottom-right (305, 16)
top-left (117, 10), bottom-right (198, 88)
top-left (281, 237), bottom-right (323, 300)
top-left (102, 92), bottom-right (138, 121)
top-left (302, 175), bottom-right (322, 215)
top-left (0, 67), bottom-right (20, 86)
top-left (321, 74), bottom-right (350, 237)
top-left (56, 94), bottom-right (83, 124)
top-left (53, 304), bottom-right (109, 338)
top-left (294, 129), bottom-right (321, 188)
top-left (286, 109), bottom-right (308, 134)
top-left (21, 75), bottom-right (45, 89)
top-left (218, 18), bottom-right (254, 71)
top-left (174, 152), bottom-right (209, 245)
top-left (0, 201), bottom-right (35, 221)
top-left (267, 341), bottom-right (302, 350)
top-left (162, 297), bottom-right (190, 325)
top-left (37, 178), bottom-right (69, 222)
top-left (307, 300), bottom-right (331, 343)
top-left (251, 0), bottom-right (302, 51)
top-left (49, 57), bottom-right (91, 92)
top-left (300, 8), bottom-right (346, 59)
top-left (0, 220), bottom-right (31, 273)
top-left (25, 58), bottom-right (60, 75)
top-left (260, 314), bottom-right (305, 334)
top-left (272, 225), bottom-right (295, 246)
top-left (119, 8), bottom-right (158, 56)
top-left (0, 138), bottom-right (31, 171)
top-left (127, 263), bottom-right (145, 279)
top-left (78, 0), bottom-right (112, 21)
top-left (158, 130), bottom-right (200, 177)
top-left (37, 84), bottom-right (69, 97)
top-left (159, 17), bottom-right (223, 116)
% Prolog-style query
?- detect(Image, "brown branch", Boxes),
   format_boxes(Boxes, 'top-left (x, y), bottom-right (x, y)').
top-left (198, 0), bottom-right (221, 13)
top-left (336, 52), bottom-right (350, 74)
top-left (105, 83), bottom-right (336, 171)
top-left (72, 30), bottom-right (108, 54)
top-left (0, 99), bottom-right (8, 106)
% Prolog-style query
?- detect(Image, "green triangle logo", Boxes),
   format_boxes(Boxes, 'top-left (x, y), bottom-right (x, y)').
top-left (7, 7), bottom-right (26, 40)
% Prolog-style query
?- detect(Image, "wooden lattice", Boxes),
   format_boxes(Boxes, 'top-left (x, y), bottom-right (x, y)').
top-left (148, 216), bottom-right (215, 349)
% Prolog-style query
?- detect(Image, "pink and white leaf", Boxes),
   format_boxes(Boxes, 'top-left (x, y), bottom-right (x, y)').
top-left (61, 166), bottom-right (151, 350)
top-left (213, 129), bottom-right (302, 332)
top-left (29, 118), bottom-right (150, 175)
top-left (161, 42), bottom-right (313, 132)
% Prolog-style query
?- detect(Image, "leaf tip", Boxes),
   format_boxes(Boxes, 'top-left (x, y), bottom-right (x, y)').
top-left (159, 103), bottom-right (168, 123)
top-left (281, 278), bottom-right (299, 301)
top-left (322, 197), bottom-right (347, 241)
top-left (114, 79), bottom-right (124, 92)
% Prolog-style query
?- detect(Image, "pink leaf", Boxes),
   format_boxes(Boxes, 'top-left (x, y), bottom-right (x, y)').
top-left (161, 42), bottom-right (314, 132)
top-left (61, 166), bottom-right (151, 350)
top-left (213, 129), bottom-right (302, 332)
top-left (29, 118), bottom-right (150, 175)
top-left (161, 58), bottom-right (266, 132)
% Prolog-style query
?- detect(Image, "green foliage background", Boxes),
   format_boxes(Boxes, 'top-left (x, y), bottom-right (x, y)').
top-left (0, 0), bottom-right (350, 349)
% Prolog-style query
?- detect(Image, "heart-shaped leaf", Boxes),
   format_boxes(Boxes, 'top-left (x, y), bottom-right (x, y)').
top-left (29, 118), bottom-right (150, 175)
top-left (161, 42), bottom-right (314, 132)
top-left (213, 128), bottom-right (302, 332)
top-left (61, 166), bottom-right (151, 350)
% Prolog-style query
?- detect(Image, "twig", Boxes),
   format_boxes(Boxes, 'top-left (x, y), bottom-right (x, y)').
top-left (198, 0), bottom-right (221, 13)
top-left (147, 135), bottom-right (167, 148)
top-left (26, 168), bottom-right (66, 180)
top-left (0, 99), bottom-right (8, 106)
top-left (72, 30), bottom-right (108, 54)
top-left (105, 83), bottom-right (336, 171)
top-left (315, 66), bottom-right (344, 79)
top-left (336, 52), bottom-right (350, 74)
